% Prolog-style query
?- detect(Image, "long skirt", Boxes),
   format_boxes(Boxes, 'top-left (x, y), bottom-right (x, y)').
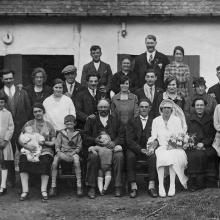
top-left (155, 145), bottom-right (188, 188)
top-left (19, 154), bottom-right (53, 176)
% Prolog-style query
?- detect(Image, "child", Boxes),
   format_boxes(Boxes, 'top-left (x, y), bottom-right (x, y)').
top-left (89, 131), bottom-right (114, 195)
top-left (20, 126), bottom-right (45, 162)
top-left (49, 115), bottom-right (83, 197)
top-left (0, 94), bottom-right (14, 195)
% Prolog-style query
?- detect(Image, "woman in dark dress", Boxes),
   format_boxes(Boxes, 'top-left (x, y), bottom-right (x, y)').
top-left (19, 103), bottom-right (56, 201)
top-left (24, 67), bottom-right (52, 107)
top-left (186, 98), bottom-right (218, 191)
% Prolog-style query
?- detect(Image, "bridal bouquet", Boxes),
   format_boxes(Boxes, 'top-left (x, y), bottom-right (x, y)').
top-left (167, 133), bottom-right (196, 150)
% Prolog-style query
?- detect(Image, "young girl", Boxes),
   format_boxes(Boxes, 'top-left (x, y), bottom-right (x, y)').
top-left (0, 94), bottom-right (14, 195)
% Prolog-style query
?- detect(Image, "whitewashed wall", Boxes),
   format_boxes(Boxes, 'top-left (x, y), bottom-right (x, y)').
top-left (0, 18), bottom-right (219, 87)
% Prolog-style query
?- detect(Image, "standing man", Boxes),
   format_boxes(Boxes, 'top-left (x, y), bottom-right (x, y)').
top-left (62, 65), bottom-right (83, 103)
top-left (135, 69), bottom-right (163, 118)
top-left (208, 65), bottom-right (220, 104)
top-left (84, 99), bottom-right (124, 199)
top-left (0, 69), bottom-right (31, 186)
top-left (134, 35), bottom-right (170, 89)
top-left (81, 45), bottom-right (113, 94)
top-left (126, 99), bottom-right (158, 198)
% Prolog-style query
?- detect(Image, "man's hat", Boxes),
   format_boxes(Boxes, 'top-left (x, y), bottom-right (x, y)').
top-left (61, 65), bottom-right (77, 74)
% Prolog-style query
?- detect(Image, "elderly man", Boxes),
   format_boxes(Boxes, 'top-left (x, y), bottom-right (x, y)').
top-left (134, 35), bottom-right (170, 89)
top-left (208, 65), bottom-right (220, 104)
top-left (62, 65), bottom-right (82, 103)
top-left (84, 99), bottom-right (124, 199)
top-left (81, 45), bottom-right (113, 94)
top-left (126, 99), bottom-right (158, 198)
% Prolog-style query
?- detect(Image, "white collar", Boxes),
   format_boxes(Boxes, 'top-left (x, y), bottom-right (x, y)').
top-left (4, 85), bottom-right (16, 96)
top-left (140, 115), bottom-right (148, 120)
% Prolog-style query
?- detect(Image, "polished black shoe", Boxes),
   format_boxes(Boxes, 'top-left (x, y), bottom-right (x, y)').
top-left (148, 188), bottom-right (158, 198)
top-left (88, 187), bottom-right (96, 199)
top-left (49, 187), bottom-right (57, 197)
top-left (19, 192), bottom-right (29, 201)
top-left (130, 189), bottom-right (137, 198)
top-left (114, 187), bottom-right (122, 197)
top-left (0, 187), bottom-right (7, 196)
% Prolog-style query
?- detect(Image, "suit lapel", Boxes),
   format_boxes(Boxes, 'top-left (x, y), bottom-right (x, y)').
top-left (90, 61), bottom-right (98, 73)
top-left (13, 87), bottom-right (20, 110)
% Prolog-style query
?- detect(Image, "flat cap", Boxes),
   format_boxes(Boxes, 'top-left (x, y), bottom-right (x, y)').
top-left (61, 65), bottom-right (77, 74)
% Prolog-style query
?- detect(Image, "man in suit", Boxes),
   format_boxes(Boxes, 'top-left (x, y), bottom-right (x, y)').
top-left (81, 45), bottom-right (113, 94)
top-left (134, 35), bottom-right (170, 89)
top-left (62, 65), bottom-right (82, 103)
top-left (84, 99), bottom-right (124, 199)
top-left (126, 99), bottom-right (158, 198)
top-left (135, 69), bottom-right (163, 118)
top-left (75, 73), bottom-right (107, 129)
top-left (208, 65), bottom-right (220, 104)
top-left (0, 69), bottom-right (31, 186)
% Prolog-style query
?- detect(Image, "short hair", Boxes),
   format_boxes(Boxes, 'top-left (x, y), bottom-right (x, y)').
top-left (145, 34), bottom-right (157, 42)
top-left (90, 45), bottom-right (101, 52)
top-left (97, 98), bottom-right (111, 107)
top-left (173, 46), bottom-right (184, 56)
top-left (1, 69), bottom-right (15, 77)
top-left (193, 77), bottom-right (206, 88)
top-left (31, 67), bottom-right (47, 83)
top-left (52, 78), bottom-right (64, 87)
top-left (0, 93), bottom-right (8, 102)
top-left (145, 68), bottom-right (157, 77)
top-left (138, 98), bottom-right (152, 107)
top-left (164, 76), bottom-right (178, 90)
top-left (191, 97), bottom-right (207, 107)
top-left (121, 56), bottom-right (131, 63)
top-left (32, 102), bottom-right (45, 113)
top-left (64, 114), bottom-right (76, 123)
top-left (86, 73), bottom-right (100, 82)
top-left (216, 66), bottom-right (220, 71)
top-left (119, 75), bottom-right (129, 85)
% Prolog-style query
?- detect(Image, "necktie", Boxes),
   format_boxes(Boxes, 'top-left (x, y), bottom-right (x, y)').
top-left (8, 87), bottom-right (13, 99)
top-left (142, 118), bottom-right (147, 129)
top-left (149, 54), bottom-right (153, 64)
top-left (149, 87), bottom-right (153, 102)
top-left (92, 89), bottom-right (95, 97)
top-left (69, 84), bottom-right (73, 94)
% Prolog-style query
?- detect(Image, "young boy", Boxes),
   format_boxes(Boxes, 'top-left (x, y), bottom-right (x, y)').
top-left (49, 115), bottom-right (82, 197)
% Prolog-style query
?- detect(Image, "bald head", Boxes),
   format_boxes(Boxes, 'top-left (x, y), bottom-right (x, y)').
top-left (97, 99), bottom-right (110, 117)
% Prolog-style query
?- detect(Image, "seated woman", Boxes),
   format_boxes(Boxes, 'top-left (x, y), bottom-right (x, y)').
top-left (148, 99), bottom-right (188, 197)
top-left (111, 75), bottom-right (139, 126)
top-left (186, 98), bottom-right (218, 191)
top-left (0, 94), bottom-right (14, 196)
top-left (19, 103), bottom-right (56, 201)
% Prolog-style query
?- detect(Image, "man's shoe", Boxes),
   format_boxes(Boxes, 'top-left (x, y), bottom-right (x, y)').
top-left (114, 187), bottom-right (122, 197)
top-left (77, 187), bottom-right (83, 197)
top-left (49, 187), bottom-right (57, 197)
top-left (148, 188), bottom-right (158, 198)
top-left (129, 189), bottom-right (137, 198)
top-left (88, 187), bottom-right (96, 199)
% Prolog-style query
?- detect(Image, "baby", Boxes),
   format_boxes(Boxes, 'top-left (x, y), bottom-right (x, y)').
top-left (90, 131), bottom-right (114, 195)
top-left (20, 126), bottom-right (45, 162)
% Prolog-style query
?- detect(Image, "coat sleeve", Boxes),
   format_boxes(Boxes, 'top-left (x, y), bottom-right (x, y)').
top-left (23, 90), bottom-right (32, 120)
top-left (83, 118), bottom-right (96, 149)
top-left (110, 73), bottom-right (119, 94)
top-left (105, 64), bottom-right (113, 93)
top-left (4, 112), bottom-right (14, 142)
top-left (81, 65), bottom-right (88, 86)
top-left (75, 92), bottom-right (89, 122)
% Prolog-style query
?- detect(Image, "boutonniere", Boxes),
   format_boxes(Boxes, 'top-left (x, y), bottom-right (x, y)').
top-left (158, 63), bottom-right (163, 69)
top-left (154, 58), bottom-right (159, 64)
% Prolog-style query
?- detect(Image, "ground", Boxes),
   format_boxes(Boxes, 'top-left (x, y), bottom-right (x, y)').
top-left (1, 181), bottom-right (220, 220)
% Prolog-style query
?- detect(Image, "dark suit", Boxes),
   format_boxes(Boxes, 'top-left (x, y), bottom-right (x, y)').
top-left (125, 116), bottom-right (157, 183)
top-left (81, 61), bottom-right (113, 92)
top-left (84, 115), bottom-right (124, 187)
top-left (135, 86), bottom-right (163, 118)
top-left (134, 51), bottom-right (170, 89)
top-left (63, 81), bottom-right (83, 104)
top-left (75, 88), bottom-right (107, 129)
top-left (208, 83), bottom-right (220, 104)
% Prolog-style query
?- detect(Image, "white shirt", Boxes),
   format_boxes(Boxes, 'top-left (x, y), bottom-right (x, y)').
top-left (66, 81), bottom-right (75, 94)
top-left (93, 61), bottom-right (100, 71)
top-left (146, 50), bottom-right (156, 63)
top-left (143, 84), bottom-right (155, 102)
top-left (88, 88), bottom-right (97, 97)
top-left (140, 115), bottom-right (148, 129)
top-left (99, 115), bottom-right (109, 127)
top-left (4, 85), bottom-right (15, 97)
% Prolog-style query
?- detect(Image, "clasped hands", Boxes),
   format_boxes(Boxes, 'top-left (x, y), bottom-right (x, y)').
top-left (141, 140), bottom-right (158, 156)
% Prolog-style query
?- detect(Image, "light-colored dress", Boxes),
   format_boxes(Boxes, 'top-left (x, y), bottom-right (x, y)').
top-left (149, 115), bottom-right (188, 187)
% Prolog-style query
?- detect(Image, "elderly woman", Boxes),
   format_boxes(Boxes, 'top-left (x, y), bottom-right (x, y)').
top-left (111, 57), bottom-right (137, 95)
top-left (186, 98), bottom-right (218, 191)
top-left (164, 46), bottom-right (191, 99)
top-left (24, 67), bottom-right (52, 107)
top-left (19, 103), bottom-right (56, 201)
top-left (111, 75), bottom-right (139, 126)
top-left (43, 78), bottom-right (76, 131)
top-left (148, 99), bottom-right (188, 197)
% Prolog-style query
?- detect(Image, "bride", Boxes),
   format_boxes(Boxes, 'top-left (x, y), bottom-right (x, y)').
top-left (148, 99), bottom-right (188, 197)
